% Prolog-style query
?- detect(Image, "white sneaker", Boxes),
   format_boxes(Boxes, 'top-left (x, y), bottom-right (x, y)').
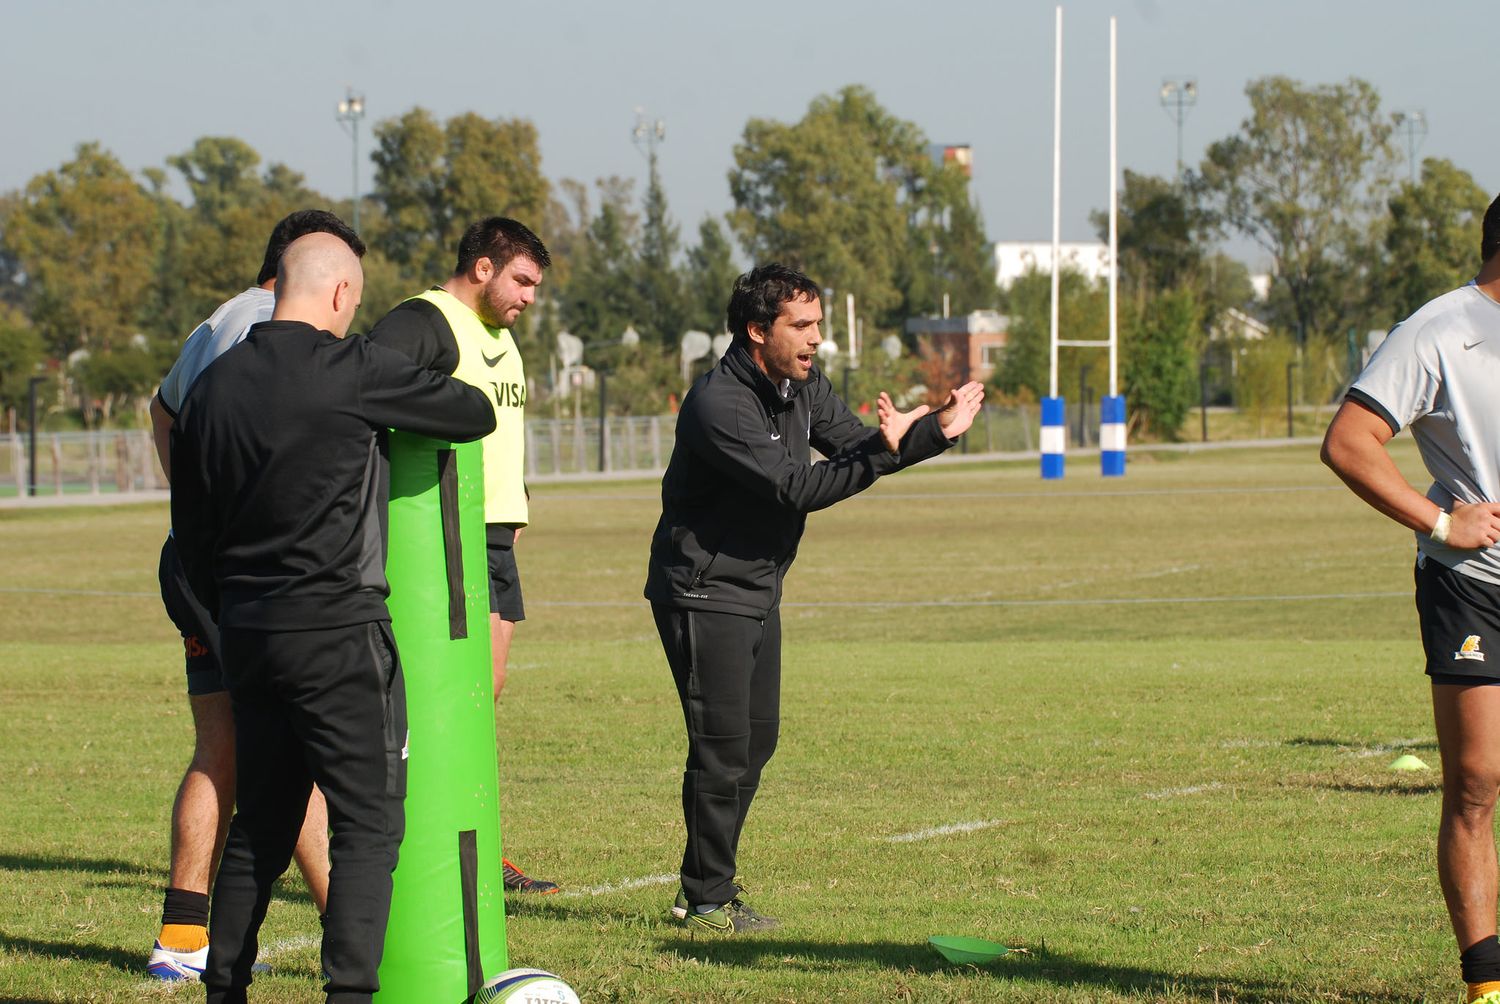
top-left (147, 940), bottom-right (207, 981)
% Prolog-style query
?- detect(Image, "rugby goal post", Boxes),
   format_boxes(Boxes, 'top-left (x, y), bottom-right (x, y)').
top-left (1042, 8), bottom-right (1125, 480)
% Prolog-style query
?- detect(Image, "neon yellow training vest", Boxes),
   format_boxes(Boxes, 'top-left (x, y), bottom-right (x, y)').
top-left (411, 288), bottom-right (528, 527)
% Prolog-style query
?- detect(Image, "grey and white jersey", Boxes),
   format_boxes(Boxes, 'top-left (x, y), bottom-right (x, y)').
top-left (1350, 281), bottom-right (1500, 583)
top-left (157, 287), bottom-right (273, 415)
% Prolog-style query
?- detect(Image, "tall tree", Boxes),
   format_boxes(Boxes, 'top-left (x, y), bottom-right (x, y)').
top-left (1124, 288), bottom-right (1201, 438)
top-left (903, 165), bottom-right (996, 319)
top-left (2, 143), bottom-right (161, 358)
top-left (371, 109), bottom-right (549, 281)
top-left (636, 152), bottom-right (685, 345)
top-left (1381, 157), bottom-right (1490, 321)
top-left (1196, 76), bottom-right (1398, 346)
top-left (683, 217), bottom-right (739, 335)
top-left (729, 86), bottom-right (922, 325)
top-left (164, 137), bottom-right (323, 334)
top-left (561, 178), bottom-right (645, 349)
top-left (730, 87), bottom-right (992, 331)
top-left (1092, 170), bottom-right (1203, 307)
top-left (993, 266), bottom-right (1107, 403)
top-left (0, 304), bottom-right (43, 416)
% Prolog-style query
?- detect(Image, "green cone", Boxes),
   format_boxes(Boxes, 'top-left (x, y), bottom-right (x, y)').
top-left (1389, 753), bottom-right (1431, 772)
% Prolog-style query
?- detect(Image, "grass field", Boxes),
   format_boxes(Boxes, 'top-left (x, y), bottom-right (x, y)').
top-left (0, 441), bottom-right (1466, 1002)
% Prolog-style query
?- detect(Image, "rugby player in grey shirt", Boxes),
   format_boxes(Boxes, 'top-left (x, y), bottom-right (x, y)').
top-left (1323, 192), bottom-right (1500, 1003)
top-left (147, 211), bottom-right (361, 981)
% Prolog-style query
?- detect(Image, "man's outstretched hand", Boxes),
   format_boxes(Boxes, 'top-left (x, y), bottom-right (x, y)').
top-left (936, 382), bottom-right (985, 440)
top-left (877, 382), bottom-right (986, 453)
top-left (877, 392), bottom-right (928, 453)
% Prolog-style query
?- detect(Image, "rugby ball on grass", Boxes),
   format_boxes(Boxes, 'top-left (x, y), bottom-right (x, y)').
top-left (470, 968), bottom-right (581, 1004)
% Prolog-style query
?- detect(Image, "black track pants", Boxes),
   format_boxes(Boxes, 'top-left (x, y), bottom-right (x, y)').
top-left (653, 604), bottom-right (781, 908)
top-left (203, 621), bottom-right (407, 1004)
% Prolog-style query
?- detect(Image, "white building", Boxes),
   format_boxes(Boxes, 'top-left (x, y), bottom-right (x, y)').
top-left (993, 241), bottom-right (1112, 288)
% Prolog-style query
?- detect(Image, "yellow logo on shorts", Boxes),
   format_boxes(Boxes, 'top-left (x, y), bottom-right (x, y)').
top-left (1456, 635), bottom-right (1486, 662)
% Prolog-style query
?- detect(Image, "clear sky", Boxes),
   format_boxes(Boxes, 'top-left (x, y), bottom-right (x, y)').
top-left (2, 0), bottom-right (1490, 272)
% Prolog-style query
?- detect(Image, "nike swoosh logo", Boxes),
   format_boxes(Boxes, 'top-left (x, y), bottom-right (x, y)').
top-left (770, 432), bottom-right (781, 441)
top-left (1464, 340), bottom-right (1485, 350)
top-left (482, 349), bottom-right (509, 367)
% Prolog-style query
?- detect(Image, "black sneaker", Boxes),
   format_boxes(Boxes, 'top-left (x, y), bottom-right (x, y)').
top-left (502, 858), bottom-right (559, 894)
top-left (725, 898), bottom-right (778, 932)
top-left (672, 890), bottom-right (778, 933)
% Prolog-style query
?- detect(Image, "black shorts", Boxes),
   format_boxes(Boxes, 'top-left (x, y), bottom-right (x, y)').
top-left (158, 535), bottom-right (225, 696)
top-left (1417, 555), bottom-right (1500, 684)
top-left (487, 540), bottom-right (526, 622)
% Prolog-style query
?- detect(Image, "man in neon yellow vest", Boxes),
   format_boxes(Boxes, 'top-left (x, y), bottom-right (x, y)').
top-left (368, 217), bottom-right (558, 894)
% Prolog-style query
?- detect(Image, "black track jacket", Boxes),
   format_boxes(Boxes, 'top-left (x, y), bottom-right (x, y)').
top-left (170, 320), bottom-right (496, 631)
top-left (644, 341), bottom-right (953, 618)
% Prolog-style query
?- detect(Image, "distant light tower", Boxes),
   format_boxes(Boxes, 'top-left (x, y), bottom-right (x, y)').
top-left (1392, 109), bottom-right (1427, 183)
top-left (335, 88), bottom-right (366, 231)
top-left (1158, 78), bottom-right (1198, 185)
top-left (632, 106), bottom-right (666, 161)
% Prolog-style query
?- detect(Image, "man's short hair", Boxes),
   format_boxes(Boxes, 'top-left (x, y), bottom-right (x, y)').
top-left (727, 264), bottom-right (822, 343)
top-left (256, 210), bottom-right (365, 286)
top-left (1483, 193), bottom-right (1500, 263)
top-left (455, 217), bottom-right (551, 276)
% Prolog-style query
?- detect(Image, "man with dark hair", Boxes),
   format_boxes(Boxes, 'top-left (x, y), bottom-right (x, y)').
top-left (146, 209), bottom-right (365, 981)
top-left (172, 232), bottom-right (494, 1003)
top-left (1324, 192), bottom-right (1500, 1003)
top-left (367, 215), bottom-right (559, 894)
top-left (645, 262), bottom-right (984, 932)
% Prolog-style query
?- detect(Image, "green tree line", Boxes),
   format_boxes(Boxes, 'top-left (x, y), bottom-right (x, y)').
top-left (0, 85), bottom-right (993, 427)
top-left (0, 78), bottom-right (1492, 437)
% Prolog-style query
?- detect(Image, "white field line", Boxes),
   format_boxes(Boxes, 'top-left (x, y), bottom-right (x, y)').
top-left (0, 586), bottom-right (158, 597)
top-left (0, 588), bottom-right (1410, 609)
top-left (857, 485), bottom-right (1339, 502)
top-left (1355, 737), bottom-right (1435, 758)
top-left (1143, 782), bottom-right (1223, 801)
top-left (539, 484), bottom-right (1338, 504)
top-left (530, 591), bottom-right (1408, 610)
top-left (883, 819), bottom-right (1005, 843)
top-left (560, 872), bottom-right (678, 898)
top-left (258, 934), bottom-right (320, 959)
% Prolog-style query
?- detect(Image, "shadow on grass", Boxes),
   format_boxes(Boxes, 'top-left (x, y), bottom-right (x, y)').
top-left (0, 931), bottom-right (141, 975)
top-left (0, 852), bottom-right (154, 877)
top-left (1288, 736), bottom-right (1438, 752)
top-left (0, 852), bottom-right (316, 907)
top-left (1325, 779), bottom-right (1441, 796)
top-left (657, 937), bottom-right (1418, 1003)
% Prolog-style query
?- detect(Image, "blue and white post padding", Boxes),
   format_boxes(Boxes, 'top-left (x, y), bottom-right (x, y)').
top-left (1041, 396), bottom-right (1065, 480)
top-left (1100, 394), bottom-right (1126, 477)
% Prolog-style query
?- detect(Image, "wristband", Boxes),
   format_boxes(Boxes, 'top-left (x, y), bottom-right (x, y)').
top-left (1432, 510), bottom-right (1452, 544)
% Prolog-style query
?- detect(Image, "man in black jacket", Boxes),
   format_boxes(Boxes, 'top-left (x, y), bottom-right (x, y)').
top-left (645, 263), bottom-right (984, 932)
top-left (171, 233), bottom-right (497, 1003)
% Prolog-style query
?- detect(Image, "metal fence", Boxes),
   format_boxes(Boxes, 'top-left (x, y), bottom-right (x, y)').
top-left (522, 404), bottom-right (1044, 478)
top-left (2, 429), bottom-right (163, 497)
top-left (0, 405), bottom-right (1053, 497)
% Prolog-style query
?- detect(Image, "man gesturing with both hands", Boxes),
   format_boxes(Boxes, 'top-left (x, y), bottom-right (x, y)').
top-left (645, 263), bottom-right (983, 934)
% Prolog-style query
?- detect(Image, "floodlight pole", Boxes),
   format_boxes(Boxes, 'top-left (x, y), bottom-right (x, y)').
top-left (632, 107), bottom-right (666, 161)
top-left (1159, 78), bottom-right (1197, 186)
top-left (1392, 109), bottom-right (1427, 183)
top-left (336, 88), bottom-right (366, 232)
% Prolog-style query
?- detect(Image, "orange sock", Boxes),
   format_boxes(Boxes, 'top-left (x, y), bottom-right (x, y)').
top-left (157, 923), bottom-right (208, 952)
top-left (1468, 980), bottom-right (1500, 1002)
